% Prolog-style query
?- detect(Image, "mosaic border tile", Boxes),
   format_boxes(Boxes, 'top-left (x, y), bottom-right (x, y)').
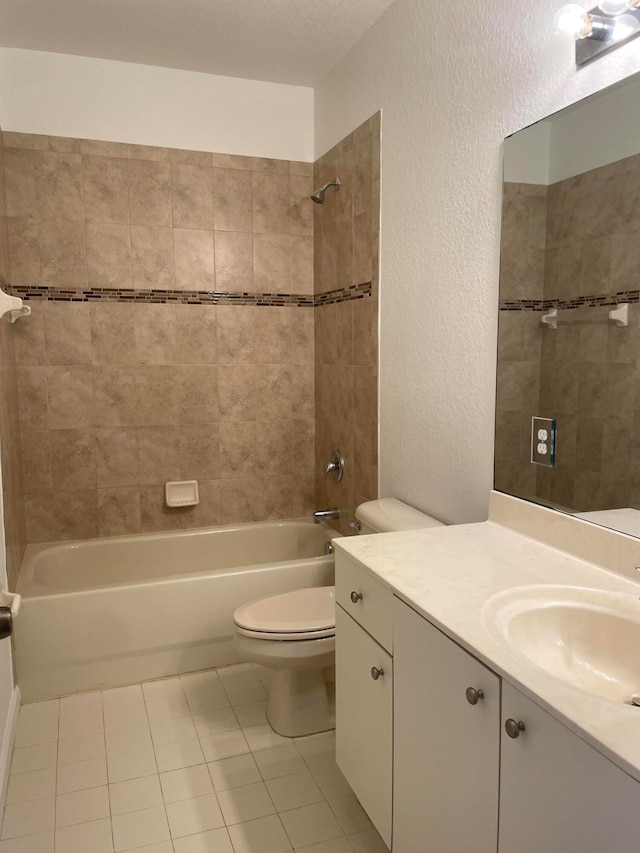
top-left (2, 281), bottom-right (372, 308)
top-left (499, 290), bottom-right (640, 311)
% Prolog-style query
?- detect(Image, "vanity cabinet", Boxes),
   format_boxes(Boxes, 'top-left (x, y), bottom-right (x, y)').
top-left (393, 598), bottom-right (500, 853)
top-left (499, 681), bottom-right (640, 853)
top-left (335, 555), bottom-right (394, 848)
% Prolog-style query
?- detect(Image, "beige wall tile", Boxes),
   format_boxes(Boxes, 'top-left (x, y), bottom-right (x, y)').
top-left (39, 218), bottom-right (87, 288)
top-left (80, 140), bottom-right (127, 157)
top-left (82, 156), bottom-right (129, 223)
top-left (25, 489), bottom-right (98, 542)
top-left (290, 162), bottom-right (313, 177)
top-left (211, 153), bottom-right (252, 171)
top-left (171, 164), bottom-right (213, 229)
top-left (13, 301), bottom-right (45, 366)
top-left (136, 366), bottom-right (179, 425)
top-left (90, 304), bottom-right (136, 366)
top-left (96, 428), bottom-right (139, 487)
top-left (253, 234), bottom-right (290, 293)
top-left (174, 305), bottom-right (217, 364)
top-left (93, 367), bottom-right (138, 427)
top-left (50, 428), bottom-right (97, 490)
top-left (256, 420), bottom-right (292, 475)
top-left (137, 426), bottom-right (181, 484)
top-left (44, 302), bottom-right (91, 365)
top-left (253, 307), bottom-right (291, 364)
top-left (251, 158), bottom-right (289, 174)
top-left (128, 161), bottom-right (172, 227)
top-left (98, 486), bottom-right (142, 536)
top-left (289, 176), bottom-right (313, 237)
top-left (16, 366), bottom-right (48, 429)
top-left (292, 364), bottom-right (315, 421)
top-left (215, 478), bottom-right (261, 524)
top-left (6, 218), bottom-right (40, 284)
top-left (20, 429), bottom-right (52, 493)
top-left (218, 364), bottom-right (256, 421)
top-left (252, 173), bottom-right (289, 234)
top-left (134, 304), bottom-right (176, 365)
top-left (178, 365), bottom-right (219, 424)
top-left (35, 152), bottom-right (84, 221)
top-left (219, 421), bottom-right (256, 477)
top-left (291, 236), bottom-right (313, 294)
top-left (86, 222), bottom-right (132, 288)
top-left (291, 310), bottom-right (314, 363)
top-left (170, 149), bottom-right (212, 168)
top-left (353, 212), bottom-right (373, 285)
top-left (140, 484), bottom-right (184, 532)
top-left (179, 423), bottom-right (219, 480)
top-left (4, 149), bottom-right (37, 218)
top-left (173, 228), bottom-right (215, 291)
top-left (46, 366), bottom-right (94, 429)
top-left (4, 132), bottom-right (34, 149)
top-left (216, 306), bottom-right (256, 363)
top-left (32, 135), bottom-right (81, 153)
top-left (260, 475), bottom-right (293, 519)
top-left (127, 144), bottom-right (171, 162)
top-left (256, 365), bottom-right (292, 420)
top-left (214, 232), bottom-right (253, 292)
top-left (131, 225), bottom-right (174, 290)
top-left (292, 472), bottom-right (315, 516)
top-left (292, 420), bottom-right (315, 473)
top-left (212, 169), bottom-right (252, 232)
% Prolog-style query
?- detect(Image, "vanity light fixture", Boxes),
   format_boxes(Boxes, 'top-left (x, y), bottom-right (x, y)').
top-left (554, 1), bottom-right (640, 66)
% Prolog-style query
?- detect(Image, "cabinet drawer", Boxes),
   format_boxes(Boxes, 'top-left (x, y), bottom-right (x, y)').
top-left (335, 551), bottom-right (393, 652)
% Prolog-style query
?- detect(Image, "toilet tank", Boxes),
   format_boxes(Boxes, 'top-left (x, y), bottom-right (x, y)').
top-left (354, 498), bottom-right (444, 535)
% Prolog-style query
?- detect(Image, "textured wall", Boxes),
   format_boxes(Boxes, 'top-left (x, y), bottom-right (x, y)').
top-left (0, 48), bottom-right (314, 162)
top-left (0, 128), bottom-right (26, 586)
top-left (313, 114), bottom-right (380, 534)
top-left (314, 0), bottom-right (640, 525)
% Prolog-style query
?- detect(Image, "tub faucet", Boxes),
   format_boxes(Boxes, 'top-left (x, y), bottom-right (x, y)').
top-left (314, 508), bottom-right (341, 523)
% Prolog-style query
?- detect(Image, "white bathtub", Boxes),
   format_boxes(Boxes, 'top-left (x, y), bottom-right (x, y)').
top-left (15, 520), bottom-right (336, 702)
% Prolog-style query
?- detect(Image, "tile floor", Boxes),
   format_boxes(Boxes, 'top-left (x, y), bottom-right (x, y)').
top-left (0, 663), bottom-right (388, 853)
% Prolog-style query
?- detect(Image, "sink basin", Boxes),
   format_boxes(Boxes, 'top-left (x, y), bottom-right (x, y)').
top-left (483, 586), bottom-right (640, 704)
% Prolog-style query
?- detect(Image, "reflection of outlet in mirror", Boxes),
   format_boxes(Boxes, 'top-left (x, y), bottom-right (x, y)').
top-left (531, 417), bottom-right (556, 467)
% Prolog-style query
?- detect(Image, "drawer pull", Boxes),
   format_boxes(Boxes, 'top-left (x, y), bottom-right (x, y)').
top-left (371, 666), bottom-right (384, 680)
top-left (350, 591), bottom-right (363, 604)
top-left (505, 719), bottom-right (526, 739)
top-left (465, 687), bottom-right (484, 705)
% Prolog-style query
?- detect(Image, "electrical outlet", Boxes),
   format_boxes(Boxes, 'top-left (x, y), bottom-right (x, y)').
top-left (531, 417), bottom-right (556, 467)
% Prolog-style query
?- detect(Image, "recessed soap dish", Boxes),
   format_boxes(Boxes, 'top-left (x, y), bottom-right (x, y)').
top-left (165, 480), bottom-right (199, 508)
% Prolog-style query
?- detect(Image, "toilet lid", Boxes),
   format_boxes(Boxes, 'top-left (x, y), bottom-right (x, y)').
top-left (233, 586), bottom-right (335, 635)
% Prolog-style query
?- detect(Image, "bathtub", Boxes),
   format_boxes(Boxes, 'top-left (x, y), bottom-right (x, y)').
top-left (15, 520), bottom-right (336, 702)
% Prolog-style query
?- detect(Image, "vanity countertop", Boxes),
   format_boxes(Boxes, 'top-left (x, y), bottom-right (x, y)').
top-left (335, 515), bottom-right (640, 783)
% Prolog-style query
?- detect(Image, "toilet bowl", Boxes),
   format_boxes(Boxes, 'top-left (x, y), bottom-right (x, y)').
top-left (233, 499), bottom-right (444, 738)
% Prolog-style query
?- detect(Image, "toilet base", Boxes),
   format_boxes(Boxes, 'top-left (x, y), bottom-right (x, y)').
top-left (267, 667), bottom-right (335, 738)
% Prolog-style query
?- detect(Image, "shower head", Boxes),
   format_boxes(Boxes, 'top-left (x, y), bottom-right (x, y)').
top-left (310, 177), bottom-right (341, 204)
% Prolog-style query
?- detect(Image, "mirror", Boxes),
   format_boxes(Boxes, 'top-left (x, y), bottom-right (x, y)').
top-left (496, 73), bottom-right (640, 538)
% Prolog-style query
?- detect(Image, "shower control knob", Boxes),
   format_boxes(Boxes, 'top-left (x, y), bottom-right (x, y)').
top-left (371, 666), bottom-right (384, 680)
top-left (505, 719), bottom-right (526, 739)
top-left (350, 591), bottom-right (363, 604)
top-left (465, 687), bottom-right (484, 705)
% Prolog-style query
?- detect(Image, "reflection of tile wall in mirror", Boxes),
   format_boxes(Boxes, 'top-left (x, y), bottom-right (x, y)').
top-left (496, 74), bottom-right (640, 534)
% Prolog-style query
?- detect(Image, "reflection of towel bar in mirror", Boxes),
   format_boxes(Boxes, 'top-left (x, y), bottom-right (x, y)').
top-left (540, 303), bottom-right (628, 330)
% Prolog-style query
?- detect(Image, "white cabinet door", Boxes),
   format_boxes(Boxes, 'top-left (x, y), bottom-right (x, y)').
top-left (335, 604), bottom-right (392, 847)
top-left (500, 681), bottom-right (640, 853)
top-left (393, 598), bottom-right (500, 853)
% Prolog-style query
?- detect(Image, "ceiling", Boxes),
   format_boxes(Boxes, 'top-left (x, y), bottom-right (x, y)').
top-left (0, 0), bottom-right (396, 86)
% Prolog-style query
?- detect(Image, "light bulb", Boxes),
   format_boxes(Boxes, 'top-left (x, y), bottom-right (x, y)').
top-left (598, 0), bottom-right (632, 14)
top-left (553, 4), bottom-right (589, 37)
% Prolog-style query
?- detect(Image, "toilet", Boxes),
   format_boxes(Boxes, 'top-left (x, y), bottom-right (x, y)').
top-left (233, 498), bottom-right (444, 737)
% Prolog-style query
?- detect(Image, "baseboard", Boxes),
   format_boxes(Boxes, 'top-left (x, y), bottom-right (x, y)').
top-left (0, 685), bottom-right (20, 817)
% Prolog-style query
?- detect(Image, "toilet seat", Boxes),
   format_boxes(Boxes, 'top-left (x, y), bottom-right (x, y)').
top-left (233, 586), bottom-right (335, 641)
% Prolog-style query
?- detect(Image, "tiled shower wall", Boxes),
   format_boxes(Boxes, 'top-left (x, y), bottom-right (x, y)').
top-left (314, 114), bottom-right (380, 535)
top-left (3, 133), bottom-right (316, 542)
top-left (0, 128), bottom-right (26, 587)
top-left (497, 154), bottom-right (640, 512)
